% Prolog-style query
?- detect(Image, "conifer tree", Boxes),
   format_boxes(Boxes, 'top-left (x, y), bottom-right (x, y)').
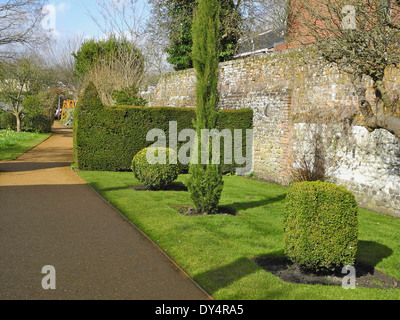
top-left (186, 0), bottom-right (224, 215)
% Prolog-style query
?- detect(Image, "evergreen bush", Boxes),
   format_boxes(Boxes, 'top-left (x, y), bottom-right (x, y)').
top-left (22, 114), bottom-right (52, 133)
top-left (132, 147), bottom-right (180, 190)
top-left (284, 181), bottom-right (359, 272)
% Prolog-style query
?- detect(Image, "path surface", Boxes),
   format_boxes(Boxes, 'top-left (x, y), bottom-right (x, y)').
top-left (0, 122), bottom-right (209, 300)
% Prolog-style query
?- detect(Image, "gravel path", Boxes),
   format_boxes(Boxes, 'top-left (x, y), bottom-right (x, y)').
top-left (0, 122), bottom-right (210, 300)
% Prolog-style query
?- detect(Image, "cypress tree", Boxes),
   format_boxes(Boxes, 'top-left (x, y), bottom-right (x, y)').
top-left (186, 0), bottom-right (224, 215)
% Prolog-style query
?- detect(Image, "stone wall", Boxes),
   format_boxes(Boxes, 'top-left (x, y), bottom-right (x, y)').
top-left (149, 51), bottom-right (400, 218)
top-left (333, 127), bottom-right (400, 217)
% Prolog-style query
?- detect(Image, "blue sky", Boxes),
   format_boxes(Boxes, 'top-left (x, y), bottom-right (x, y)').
top-left (43, 0), bottom-right (150, 40)
top-left (43, 1), bottom-right (101, 38)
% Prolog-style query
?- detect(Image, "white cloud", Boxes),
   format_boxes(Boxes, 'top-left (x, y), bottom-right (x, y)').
top-left (41, 3), bottom-right (72, 37)
top-left (55, 2), bottom-right (71, 14)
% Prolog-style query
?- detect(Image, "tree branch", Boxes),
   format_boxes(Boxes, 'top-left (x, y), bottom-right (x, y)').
top-left (352, 74), bottom-right (378, 131)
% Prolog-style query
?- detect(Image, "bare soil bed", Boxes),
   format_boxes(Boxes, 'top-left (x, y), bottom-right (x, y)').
top-left (172, 205), bottom-right (239, 216)
top-left (254, 256), bottom-right (399, 290)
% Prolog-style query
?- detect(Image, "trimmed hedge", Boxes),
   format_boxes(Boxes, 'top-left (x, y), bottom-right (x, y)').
top-left (284, 181), bottom-right (359, 272)
top-left (74, 82), bottom-right (253, 172)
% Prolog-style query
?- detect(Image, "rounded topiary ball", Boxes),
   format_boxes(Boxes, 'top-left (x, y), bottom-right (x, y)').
top-left (131, 147), bottom-right (180, 190)
top-left (284, 181), bottom-right (359, 272)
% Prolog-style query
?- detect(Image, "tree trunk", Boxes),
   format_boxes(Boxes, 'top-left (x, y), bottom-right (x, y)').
top-left (376, 114), bottom-right (400, 139)
top-left (352, 74), bottom-right (400, 141)
top-left (16, 113), bottom-right (21, 133)
top-left (352, 74), bottom-right (378, 130)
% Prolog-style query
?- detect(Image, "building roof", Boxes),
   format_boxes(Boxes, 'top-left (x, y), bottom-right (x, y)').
top-left (235, 27), bottom-right (286, 58)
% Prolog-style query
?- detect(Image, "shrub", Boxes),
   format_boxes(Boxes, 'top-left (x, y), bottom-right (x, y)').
top-left (187, 164), bottom-right (224, 215)
top-left (132, 147), bottom-right (180, 190)
top-left (284, 181), bottom-right (359, 272)
top-left (22, 114), bottom-right (52, 133)
top-left (0, 112), bottom-right (16, 130)
top-left (23, 95), bottom-right (43, 117)
top-left (290, 155), bottom-right (326, 183)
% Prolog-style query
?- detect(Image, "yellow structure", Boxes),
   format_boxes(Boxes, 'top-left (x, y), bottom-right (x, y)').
top-left (61, 100), bottom-right (75, 121)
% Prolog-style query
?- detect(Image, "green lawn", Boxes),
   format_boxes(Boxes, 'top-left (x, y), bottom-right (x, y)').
top-left (79, 171), bottom-right (400, 300)
top-left (0, 130), bottom-right (51, 160)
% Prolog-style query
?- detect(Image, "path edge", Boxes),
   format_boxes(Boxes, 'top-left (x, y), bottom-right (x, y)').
top-left (73, 167), bottom-right (214, 301)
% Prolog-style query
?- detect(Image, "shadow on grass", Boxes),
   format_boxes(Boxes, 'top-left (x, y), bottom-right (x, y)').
top-left (193, 257), bottom-right (260, 294)
top-left (356, 240), bottom-right (393, 269)
top-left (163, 182), bottom-right (188, 191)
top-left (91, 181), bottom-right (189, 193)
top-left (224, 194), bottom-right (286, 212)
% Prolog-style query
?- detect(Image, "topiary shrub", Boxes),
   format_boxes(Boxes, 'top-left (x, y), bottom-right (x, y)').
top-left (132, 147), bottom-right (180, 190)
top-left (284, 181), bottom-right (359, 272)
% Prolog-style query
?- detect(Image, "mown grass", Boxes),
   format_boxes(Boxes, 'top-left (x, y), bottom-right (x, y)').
top-left (0, 130), bottom-right (51, 160)
top-left (79, 171), bottom-right (400, 300)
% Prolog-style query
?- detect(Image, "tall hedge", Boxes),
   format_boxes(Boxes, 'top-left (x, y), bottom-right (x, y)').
top-left (74, 82), bottom-right (253, 172)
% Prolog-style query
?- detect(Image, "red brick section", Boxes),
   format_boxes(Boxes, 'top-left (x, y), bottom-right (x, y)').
top-left (287, 0), bottom-right (340, 48)
top-left (287, 0), bottom-right (400, 49)
top-left (286, 0), bottom-right (312, 48)
top-left (274, 42), bottom-right (287, 51)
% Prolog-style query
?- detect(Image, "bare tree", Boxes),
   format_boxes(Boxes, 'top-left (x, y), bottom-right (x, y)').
top-left (290, 0), bottom-right (400, 140)
top-left (41, 34), bottom-right (84, 92)
top-left (88, 0), bottom-right (149, 43)
top-left (81, 39), bottom-right (146, 106)
top-left (0, 0), bottom-right (48, 58)
top-left (86, 0), bottom-right (169, 80)
top-left (241, 0), bottom-right (290, 33)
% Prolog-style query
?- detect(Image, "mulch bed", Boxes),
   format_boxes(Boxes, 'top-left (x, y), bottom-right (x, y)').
top-left (253, 256), bottom-right (399, 290)
top-left (172, 205), bottom-right (239, 216)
